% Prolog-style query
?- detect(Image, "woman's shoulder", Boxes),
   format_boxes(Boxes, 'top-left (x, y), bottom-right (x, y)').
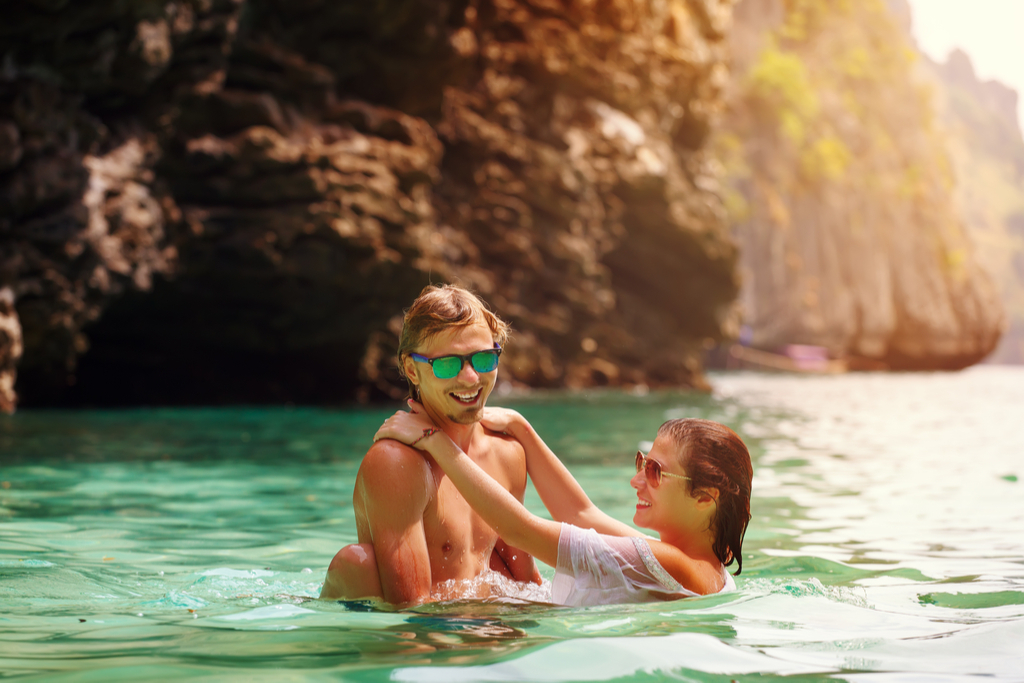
top-left (644, 539), bottom-right (728, 595)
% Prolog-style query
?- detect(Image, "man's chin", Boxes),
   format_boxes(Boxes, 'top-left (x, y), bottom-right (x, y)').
top-left (421, 389), bottom-right (489, 425)
top-left (447, 407), bottom-right (484, 425)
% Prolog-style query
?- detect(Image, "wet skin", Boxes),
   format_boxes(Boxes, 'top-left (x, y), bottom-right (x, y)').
top-left (630, 435), bottom-right (709, 547)
top-left (323, 323), bottom-right (536, 604)
top-left (630, 435), bottom-right (725, 591)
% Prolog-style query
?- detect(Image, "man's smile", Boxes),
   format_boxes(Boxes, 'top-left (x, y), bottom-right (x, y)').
top-left (449, 388), bottom-right (482, 405)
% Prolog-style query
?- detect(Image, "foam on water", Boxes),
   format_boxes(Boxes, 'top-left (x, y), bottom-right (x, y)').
top-left (743, 576), bottom-right (870, 606)
top-left (430, 569), bottom-right (554, 604)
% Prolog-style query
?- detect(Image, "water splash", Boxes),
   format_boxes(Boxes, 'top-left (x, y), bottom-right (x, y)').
top-left (430, 569), bottom-right (553, 604)
top-left (743, 577), bottom-right (869, 607)
top-left (143, 567), bottom-right (321, 613)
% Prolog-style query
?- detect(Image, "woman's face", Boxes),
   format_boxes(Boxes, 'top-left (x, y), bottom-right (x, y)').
top-left (631, 436), bottom-right (692, 531)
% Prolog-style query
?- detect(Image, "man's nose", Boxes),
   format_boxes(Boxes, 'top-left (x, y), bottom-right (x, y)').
top-left (457, 361), bottom-right (480, 383)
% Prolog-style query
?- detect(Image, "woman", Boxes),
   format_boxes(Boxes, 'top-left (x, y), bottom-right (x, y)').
top-left (374, 402), bottom-right (752, 606)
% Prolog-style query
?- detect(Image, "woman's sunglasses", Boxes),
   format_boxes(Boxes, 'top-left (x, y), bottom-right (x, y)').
top-left (410, 344), bottom-right (502, 380)
top-left (635, 450), bottom-right (691, 488)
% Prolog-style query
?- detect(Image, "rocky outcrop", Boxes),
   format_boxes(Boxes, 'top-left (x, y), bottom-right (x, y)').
top-left (423, 0), bottom-right (740, 391)
top-left (0, 287), bottom-right (20, 412)
top-left (1, 0), bottom-right (214, 407)
top-left (718, 0), bottom-right (1004, 369)
top-left (0, 84), bottom-right (177, 405)
top-left (937, 49), bottom-right (1023, 154)
top-left (923, 49), bottom-right (1024, 364)
top-left (1, 0), bottom-right (739, 409)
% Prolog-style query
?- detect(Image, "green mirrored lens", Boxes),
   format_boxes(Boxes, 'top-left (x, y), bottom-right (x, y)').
top-left (431, 357), bottom-right (462, 379)
top-left (470, 351), bottom-right (500, 373)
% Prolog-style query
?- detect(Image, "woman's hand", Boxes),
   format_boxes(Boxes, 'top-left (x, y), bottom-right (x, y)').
top-left (373, 409), bottom-right (437, 448)
top-left (481, 406), bottom-right (525, 436)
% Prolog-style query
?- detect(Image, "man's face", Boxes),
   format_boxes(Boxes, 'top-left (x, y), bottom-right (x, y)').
top-left (404, 322), bottom-right (498, 426)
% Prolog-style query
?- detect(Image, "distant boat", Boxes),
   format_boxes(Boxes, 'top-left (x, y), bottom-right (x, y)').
top-left (727, 344), bottom-right (848, 374)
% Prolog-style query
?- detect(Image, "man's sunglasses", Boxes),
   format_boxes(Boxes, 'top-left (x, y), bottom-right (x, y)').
top-left (635, 450), bottom-right (691, 488)
top-left (410, 344), bottom-right (502, 380)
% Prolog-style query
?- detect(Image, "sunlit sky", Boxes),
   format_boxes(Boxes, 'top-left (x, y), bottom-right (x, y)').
top-left (906, 0), bottom-right (1024, 132)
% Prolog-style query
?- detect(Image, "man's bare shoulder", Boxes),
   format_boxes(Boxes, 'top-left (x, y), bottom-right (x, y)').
top-left (357, 439), bottom-right (435, 503)
top-left (479, 428), bottom-right (526, 461)
top-left (477, 428), bottom-right (527, 495)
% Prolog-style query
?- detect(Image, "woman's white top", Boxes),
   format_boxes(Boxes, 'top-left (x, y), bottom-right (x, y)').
top-left (550, 523), bottom-right (736, 607)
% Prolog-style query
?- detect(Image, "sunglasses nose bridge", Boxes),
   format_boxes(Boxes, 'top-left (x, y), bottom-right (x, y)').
top-left (456, 356), bottom-right (479, 381)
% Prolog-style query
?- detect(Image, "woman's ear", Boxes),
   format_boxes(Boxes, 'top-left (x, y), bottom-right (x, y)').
top-left (694, 487), bottom-right (719, 510)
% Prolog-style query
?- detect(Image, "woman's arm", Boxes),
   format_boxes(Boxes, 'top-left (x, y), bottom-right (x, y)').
top-left (481, 407), bottom-right (638, 538)
top-left (374, 411), bottom-right (562, 567)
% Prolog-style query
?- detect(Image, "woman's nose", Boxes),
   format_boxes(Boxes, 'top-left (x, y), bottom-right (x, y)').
top-left (630, 470), bottom-right (645, 490)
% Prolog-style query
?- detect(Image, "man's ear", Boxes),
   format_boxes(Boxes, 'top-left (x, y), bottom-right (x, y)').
top-left (403, 354), bottom-right (420, 388)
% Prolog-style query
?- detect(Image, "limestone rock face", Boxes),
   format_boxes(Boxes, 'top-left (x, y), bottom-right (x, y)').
top-left (719, 0), bottom-right (1004, 369)
top-left (923, 49), bottom-right (1024, 364)
top-left (0, 287), bottom-right (21, 413)
top-left (0, 80), bottom-right (177, 404)
top-left (1, 0), bottom-right (214, 406)
top-left (424, 0), bottom-right (740, 390)
top-left (0, 0), bottom-right (739, 409)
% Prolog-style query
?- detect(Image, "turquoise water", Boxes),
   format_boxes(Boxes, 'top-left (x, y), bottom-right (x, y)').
top-left (2, 366), bottom-right (1023, 680)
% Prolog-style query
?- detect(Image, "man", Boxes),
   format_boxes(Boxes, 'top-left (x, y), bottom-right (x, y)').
top-left (320, 284), bottom-right (539, 604)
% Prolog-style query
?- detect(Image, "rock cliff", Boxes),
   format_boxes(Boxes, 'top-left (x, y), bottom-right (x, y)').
top-left (923, 49), bottom-right (1024, 364)
top-left (1, 0), bottom-right (739, 410)
top-left (719, 0), bottom-right (1004, 369)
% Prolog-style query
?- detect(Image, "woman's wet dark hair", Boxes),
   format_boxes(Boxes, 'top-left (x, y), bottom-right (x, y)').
top-left (658, 418), bottom-right (753, 575)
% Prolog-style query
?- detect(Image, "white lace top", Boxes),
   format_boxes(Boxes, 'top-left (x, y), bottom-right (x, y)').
top-left (550, 523), bottom-right (736, 606)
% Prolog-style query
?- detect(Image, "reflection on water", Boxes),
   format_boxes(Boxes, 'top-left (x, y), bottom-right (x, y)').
top-left (1, 366), bottom-right (1022, 680)
top-left (713, 368), bottom-right (1024, 581)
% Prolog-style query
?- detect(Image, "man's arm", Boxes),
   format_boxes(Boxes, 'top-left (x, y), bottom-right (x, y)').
top-left (491, 537), bottom-right (543, 584)
top-left (356, 440), bottom-right (435, 605)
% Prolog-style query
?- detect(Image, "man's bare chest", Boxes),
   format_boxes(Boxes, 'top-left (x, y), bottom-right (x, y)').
top-left (422, 471), bottom-right (504, 580)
